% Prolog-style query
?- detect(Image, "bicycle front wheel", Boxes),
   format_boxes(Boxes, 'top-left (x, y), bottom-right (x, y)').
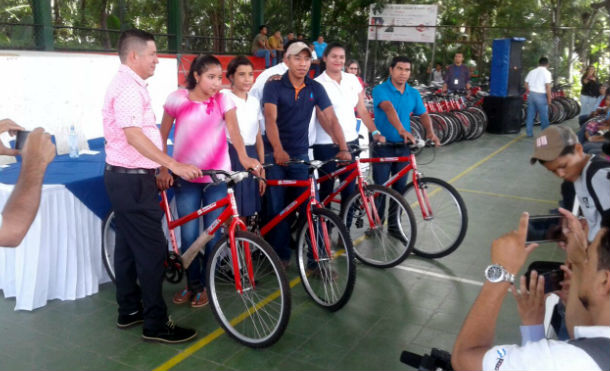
top-left (297, 207), bottom-right (355, 311)
top-left (101, 211), bottom-right (116, 283)
top-left (206, 230), bottom-right (291, 348)
top-left (342, 184), bottom-right (416, 268)
top-left (404, 177), bottom-right (468, 259)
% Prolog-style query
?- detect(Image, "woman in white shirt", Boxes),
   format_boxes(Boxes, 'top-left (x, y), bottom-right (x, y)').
top-left (312, 42), bottom-right (385, 212)
top-left (223, 56), bottom-right (266, 217)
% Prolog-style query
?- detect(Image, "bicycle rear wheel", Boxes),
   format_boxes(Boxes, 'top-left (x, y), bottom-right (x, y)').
top-left (101, 211), bottom-right (117, 283)
top-left (296, 207), bottom-right (355, 311)
top-left (403, 177), bottom-right (468, 259)
top-left (206, 230), bottom-right (291, 348)
top-left (342, 184), bottom-right (416, 268)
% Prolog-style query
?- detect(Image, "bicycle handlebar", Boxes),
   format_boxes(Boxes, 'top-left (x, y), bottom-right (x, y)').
top-left (371, 138), bottom-right (435, 150)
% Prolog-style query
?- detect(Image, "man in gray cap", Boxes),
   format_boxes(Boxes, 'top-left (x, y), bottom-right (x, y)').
top-left (261, 40), bottom-right (351, 266)
top-left (531, 126), bottom-right (610, 242)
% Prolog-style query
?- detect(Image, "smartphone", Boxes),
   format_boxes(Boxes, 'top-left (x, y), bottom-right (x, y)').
top-left (15, 130), bottom-right (31, 150)
top-left (526, 215), bottom-right (564, 243)
top-left (524, 261), bottom-right (564, 293)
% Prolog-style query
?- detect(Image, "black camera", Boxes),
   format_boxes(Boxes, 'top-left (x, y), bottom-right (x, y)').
top-left (400, 348), bottom-right (453, 371)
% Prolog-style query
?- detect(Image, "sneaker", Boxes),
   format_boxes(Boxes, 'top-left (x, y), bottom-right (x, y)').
top-left (191, 290), bottom-right (208, 308)
top-left (172, 288), bottom-right (192, 305)
top-left (116, 310), bottom-right (143, 329)
top-left (142, 318), bottom-right (198, 344)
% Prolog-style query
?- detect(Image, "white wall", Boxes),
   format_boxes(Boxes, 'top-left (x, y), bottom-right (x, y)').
top-left (0, 50), bottom-right (178, 141)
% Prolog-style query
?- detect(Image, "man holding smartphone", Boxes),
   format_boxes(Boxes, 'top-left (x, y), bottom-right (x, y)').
top-left (0, 120), bottom-right (56, 247)
top-left (451, 211), bottom-right (610, 371)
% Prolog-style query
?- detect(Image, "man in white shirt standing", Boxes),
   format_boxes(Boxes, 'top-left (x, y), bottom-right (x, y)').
top-left (524, 57), bottom-right (553, 137)
top-left (312, 42), bottom-right (385, 211)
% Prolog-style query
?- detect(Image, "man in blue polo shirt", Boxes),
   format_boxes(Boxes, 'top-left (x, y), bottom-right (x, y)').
top-left (262, 41), bottom-right (351, 266)
top-left (372, 55), bottom-right (440, 194)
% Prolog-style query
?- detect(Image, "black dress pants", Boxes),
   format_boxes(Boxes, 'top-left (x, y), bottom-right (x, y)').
top-left (104, 170), bottom-right (167, 332)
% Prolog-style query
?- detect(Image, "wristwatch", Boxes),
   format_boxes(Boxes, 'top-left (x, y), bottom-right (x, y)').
top-left (484, 264), bottom-right (515, 284)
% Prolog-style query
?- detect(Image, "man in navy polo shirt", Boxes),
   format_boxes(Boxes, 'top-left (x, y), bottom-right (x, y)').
top-left (372, 55), bottom-right (440, 194)
top-left (262, 41), bottom-right (351, 266)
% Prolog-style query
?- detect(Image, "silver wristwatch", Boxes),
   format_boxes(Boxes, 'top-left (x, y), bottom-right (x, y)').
top-left (484, 264), bottom-right (515, 284)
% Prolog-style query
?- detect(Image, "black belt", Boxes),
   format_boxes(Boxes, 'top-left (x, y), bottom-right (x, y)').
top-left (105, 164), bottom-right (157, 175)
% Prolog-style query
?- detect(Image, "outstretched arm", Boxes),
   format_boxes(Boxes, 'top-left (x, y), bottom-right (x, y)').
top-left (452, 213), bottom-right (539, 371)
top-left (0, 129), bottom-right (55, 247)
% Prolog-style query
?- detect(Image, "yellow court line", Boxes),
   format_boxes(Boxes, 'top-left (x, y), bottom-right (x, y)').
top-left (447, 134), bottom-right (526, 185)
top-left (456, 188), bottom-right (558, 205)
top-left (153, 275), bottom-right (303, 371)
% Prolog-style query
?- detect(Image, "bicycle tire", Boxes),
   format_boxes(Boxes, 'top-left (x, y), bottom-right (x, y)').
top-left (403, 177), bottom-right (468, 259)
top-left (101, 211), bottom-right (116, 283)
top-left (206, 230), bottom-right (291, 348)
top-left (341, 184), bottom-right (417, 268)
top-left (296, 207), bottom-right (356, 311)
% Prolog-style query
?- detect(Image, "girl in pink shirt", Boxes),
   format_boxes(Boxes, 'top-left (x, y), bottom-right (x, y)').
top-left (157, 55), bottom-right (261, 308)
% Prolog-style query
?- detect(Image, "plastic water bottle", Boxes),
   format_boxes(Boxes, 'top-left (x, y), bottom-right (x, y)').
top-left (69, 125), bottom-right (79, 158)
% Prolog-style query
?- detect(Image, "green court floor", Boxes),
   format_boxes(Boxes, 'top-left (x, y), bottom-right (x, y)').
top-left (0, 121), bottom-right (574, 371)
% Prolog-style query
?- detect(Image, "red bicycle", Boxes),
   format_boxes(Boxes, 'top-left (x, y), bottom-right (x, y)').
top-left (256, 159), bottom-right (356, 311)
top-left (316, 152), bottom-right (417, 268)
top-left (361, 142), bottom-right (468, 259)
top-left (102, 170), bottom-right (291, 348)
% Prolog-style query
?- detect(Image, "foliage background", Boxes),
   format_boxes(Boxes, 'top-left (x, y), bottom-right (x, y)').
top-left (1, 0), bottom-right (609, 94)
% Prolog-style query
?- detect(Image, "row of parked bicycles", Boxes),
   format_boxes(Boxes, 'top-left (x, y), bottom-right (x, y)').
top-left (100, 140), bottom-right (468, 348)
top-left (520, 85), bottom-right (581, 125)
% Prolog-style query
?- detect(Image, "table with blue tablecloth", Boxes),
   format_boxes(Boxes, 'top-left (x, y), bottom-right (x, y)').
top-left (0, 138), bottom-right (112, 310)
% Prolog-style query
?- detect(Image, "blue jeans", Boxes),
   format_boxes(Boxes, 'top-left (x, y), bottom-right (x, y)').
top-left (371, 143), bottom-right (411, 194)
top-left (175, 179), bottom-right (227, 293)
top-left (263, 152), bottom-right (309, 262)
top-left (526, 92), bottom-right (550, 136)
top-left (254, 49), bottom-right (276, 68)
top-left (313, 140), bottom-right (358, 213)
top-left (371, 144), bottom-right (411, 232)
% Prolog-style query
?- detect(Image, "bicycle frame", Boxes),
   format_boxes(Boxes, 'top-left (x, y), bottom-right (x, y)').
top-left (315, 159), bottom-right (383, 229)
top-left (260, 176), bottom-right (332, 262)
top-left (361, 153), bottom-right (434, 220)
top-left (159, 189), bottom-right (254, 294)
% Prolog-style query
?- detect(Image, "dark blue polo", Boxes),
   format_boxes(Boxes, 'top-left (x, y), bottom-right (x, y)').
top-left (262, 73), bottom-right (332, 156)
top-left (373, 79), bottom-right (426, 142)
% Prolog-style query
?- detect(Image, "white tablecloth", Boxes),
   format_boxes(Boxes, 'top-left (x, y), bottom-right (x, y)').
top-left (0, 183), bottom-right (110, 311)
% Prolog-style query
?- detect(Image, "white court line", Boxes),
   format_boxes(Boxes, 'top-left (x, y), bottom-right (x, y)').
top-left (394, 265), bottom-right (484, 286)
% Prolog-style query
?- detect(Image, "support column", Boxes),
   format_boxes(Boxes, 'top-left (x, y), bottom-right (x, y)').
top-left (311, 0), bottom-right (321, 41)
top-left (32, 0), bottom-right (53, 50)
top-left (252, 0), bottom-right (265, 37)
top-left (167, 0), bottom-right (183, 53)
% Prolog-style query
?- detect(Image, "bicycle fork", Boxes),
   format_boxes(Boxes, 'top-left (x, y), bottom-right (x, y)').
top-left (306, 178), bottom-right (332, 262)
top-left (356, 160), bottom-right (382, 229)
top-left (412, 171), bottom-right (434, 221)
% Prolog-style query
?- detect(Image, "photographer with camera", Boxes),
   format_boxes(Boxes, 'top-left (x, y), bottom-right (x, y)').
top-left (0, 119), bottom-right (56, 247)
top-left (451, 211), bottom-right (610, 371)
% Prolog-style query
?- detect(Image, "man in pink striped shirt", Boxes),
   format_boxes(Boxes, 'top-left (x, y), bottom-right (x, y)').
top-left (102, 29), bottom-right (200, 344)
